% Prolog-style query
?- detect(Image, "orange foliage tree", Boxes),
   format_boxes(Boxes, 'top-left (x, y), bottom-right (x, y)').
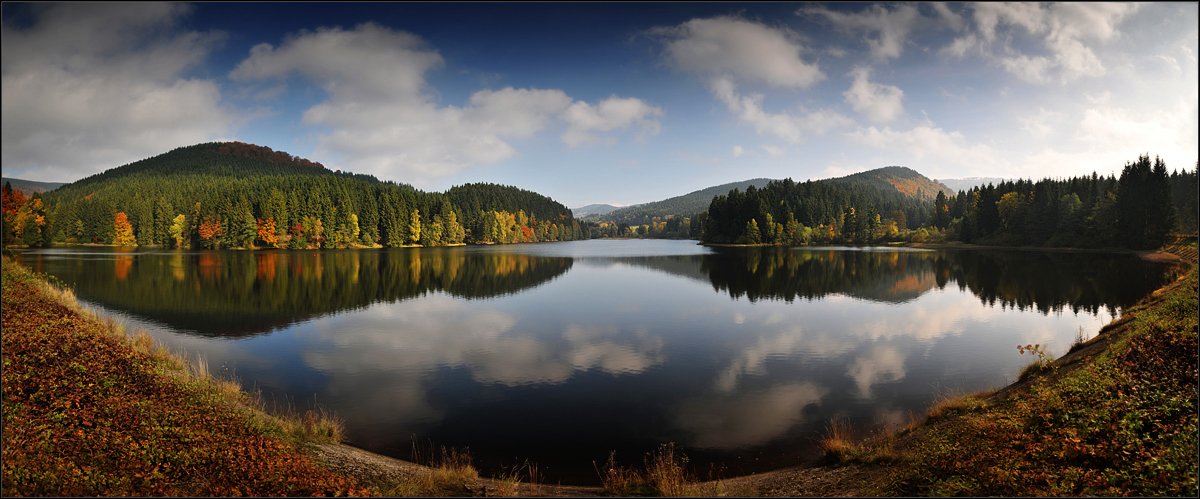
top-left (198, 215), bottom-right (224, 249)
top-left (256, 217), bottom-right (278, 248)
top-left (113, 212), bottom-right (137, 246)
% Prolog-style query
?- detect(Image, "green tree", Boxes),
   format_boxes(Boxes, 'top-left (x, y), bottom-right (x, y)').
top-left (743, 218), bottom-right (761, 244)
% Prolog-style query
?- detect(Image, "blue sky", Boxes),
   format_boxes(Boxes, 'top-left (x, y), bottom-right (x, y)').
top-left (2, 2), bottom-right (1197, 208)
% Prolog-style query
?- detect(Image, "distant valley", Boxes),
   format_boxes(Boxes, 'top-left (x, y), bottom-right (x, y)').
top-left (1, 177), bottom-right (66, 196)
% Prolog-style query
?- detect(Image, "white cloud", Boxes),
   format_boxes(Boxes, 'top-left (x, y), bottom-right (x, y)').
top-left (732, 145), bottom-right (745, 157)
top-left (230, 23), bottom-right (659, 184)
top-left (997, 53), bottom-right (1054, 84)
top-left (561, 96), bottom-right (663, 146)
top-left (800, 3), bottom-right (927, 60)
top-left (931, 2), bottom-right (966, 32)
top-left (761, 145), bottom-right (786, 158)
top-left (846, 123), bottom-right (1006, 176)
top-left (843, 66), bottom-right (905, 123)
top-left (1020, 108), bottom-right (1065, 137)
top-left (1, 3), bottom-right (237, 181)
top-left (1074, 103), bottom-right (1196, 159)
top-left (939, 33), bottom-right (980, 59)
top-left (945, 2), bottom-right (1139, 84)
top-left (651, 16), bottom-right (824, 88)
top-left (710, 76), bottom-right (853, 143)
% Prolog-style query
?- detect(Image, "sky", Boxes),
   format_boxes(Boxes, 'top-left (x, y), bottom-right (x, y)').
top-left (2, 2), bottom-right (1197, 208)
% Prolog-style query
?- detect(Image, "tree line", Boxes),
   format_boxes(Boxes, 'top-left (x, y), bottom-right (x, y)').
top-left (937, 155), bottom-right (1195, 250)
top-left (1, 142), bottom-right (595, 249)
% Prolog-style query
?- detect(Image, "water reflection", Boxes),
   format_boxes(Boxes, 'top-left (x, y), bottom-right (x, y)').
top-left (23, 248), bottom-right (572, 337)
top-left (9, 243), bottom-right (1178, 484)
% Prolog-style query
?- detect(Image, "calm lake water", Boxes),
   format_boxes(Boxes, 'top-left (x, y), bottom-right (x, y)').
top-left (11, 240), bottom-right (1179, 484)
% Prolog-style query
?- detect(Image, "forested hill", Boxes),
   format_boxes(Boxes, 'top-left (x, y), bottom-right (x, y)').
top-left (60, 142), bottom-right (388, 193)
top-left (12, 141), bottom-right (590, 249)
top-left (598, 178), bottom-right (776, 225)
top-left (827, 166), bottom-right (953, 202)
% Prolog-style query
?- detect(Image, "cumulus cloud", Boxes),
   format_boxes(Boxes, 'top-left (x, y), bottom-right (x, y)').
top-left (800, 3), bottom-right (928, 60)
top-left (941, 3), bottom-right (1139, 83)
top-left (1, 3), bottom-right (238, 181)
top-left (732, 145), bottom-right (745, 157)
top-left (561, 96), bottom-right (663, 146)
top-left (710, 76), bottom-right (854, 143)
top-left (846, 122), bottom-right (1007, 177)
top-left (651, 16), bottom-right (824, 88)
top-left (231, 23), bottom-right (660, 184)
top-left (843, 66), bottom-right (905, 122)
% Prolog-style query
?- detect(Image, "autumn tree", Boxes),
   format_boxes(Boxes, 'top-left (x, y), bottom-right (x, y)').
top-left (257, 217), bottom-right (278, 248)
top-left (113, 212), bottom-right (137, 246)
top-left (408, 209), bottom-right (421, 245)
top-left (198, 215), bottom-right (224, 249)
top-left (169, 214), bottom-right (187, 248)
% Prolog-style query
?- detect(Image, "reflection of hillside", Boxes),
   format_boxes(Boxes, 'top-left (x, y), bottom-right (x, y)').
top-left (946, 250), bottom-right (1177, 315)
top-left (602, 255), bottom-right (710, 283)
top-left (702, 248), bottom-right (942, 304)
top-left (697, 247), bottom-right (1174, 312)
top-left (38, 249), bottom-right (571, 338)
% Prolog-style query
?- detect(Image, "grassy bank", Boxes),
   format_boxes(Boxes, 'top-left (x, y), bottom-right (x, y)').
top-left (1, 256), bottom-right (372, 496)
top-left (818, 239), bottom-right (1198, 496)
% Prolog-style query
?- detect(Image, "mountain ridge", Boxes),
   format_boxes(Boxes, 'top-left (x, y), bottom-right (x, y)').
top-left (588, 167), bottom-right (950, 226)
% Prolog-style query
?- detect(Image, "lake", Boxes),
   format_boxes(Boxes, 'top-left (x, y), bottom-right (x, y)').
top-left (10, 240), bottom-right (1179, 484)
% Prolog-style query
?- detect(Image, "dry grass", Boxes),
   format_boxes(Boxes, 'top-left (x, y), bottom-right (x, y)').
top-left (925, 389), bottom-right (991, 421)
top-left (596, 443), bottom-right (698, 496)
top-left (384, 445), bottom-right (479, 497)
top-left (819, 418), bottom-right (858, 461)
top-left (491, 460), bottom-right (542, 497)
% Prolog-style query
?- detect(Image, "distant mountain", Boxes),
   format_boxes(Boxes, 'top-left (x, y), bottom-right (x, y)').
top-left (1, 177), bottom-right (66, 196)
top-left (936, 177), bottom-right (1010, 193)
top-left (827, 166), bottom-right (953, 202)
top-left (571, 203), bottom-right (622, 218)
top-left (601, 178), bottom-right (777, 225)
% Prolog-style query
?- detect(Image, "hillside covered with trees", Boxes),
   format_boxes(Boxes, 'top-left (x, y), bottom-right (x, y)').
top-left (699, 154), bottom-right (1196, 250)
top-left (701, 167), bottom-right (946, 244)
top-left (2, 142), bottom-right (592, 249)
